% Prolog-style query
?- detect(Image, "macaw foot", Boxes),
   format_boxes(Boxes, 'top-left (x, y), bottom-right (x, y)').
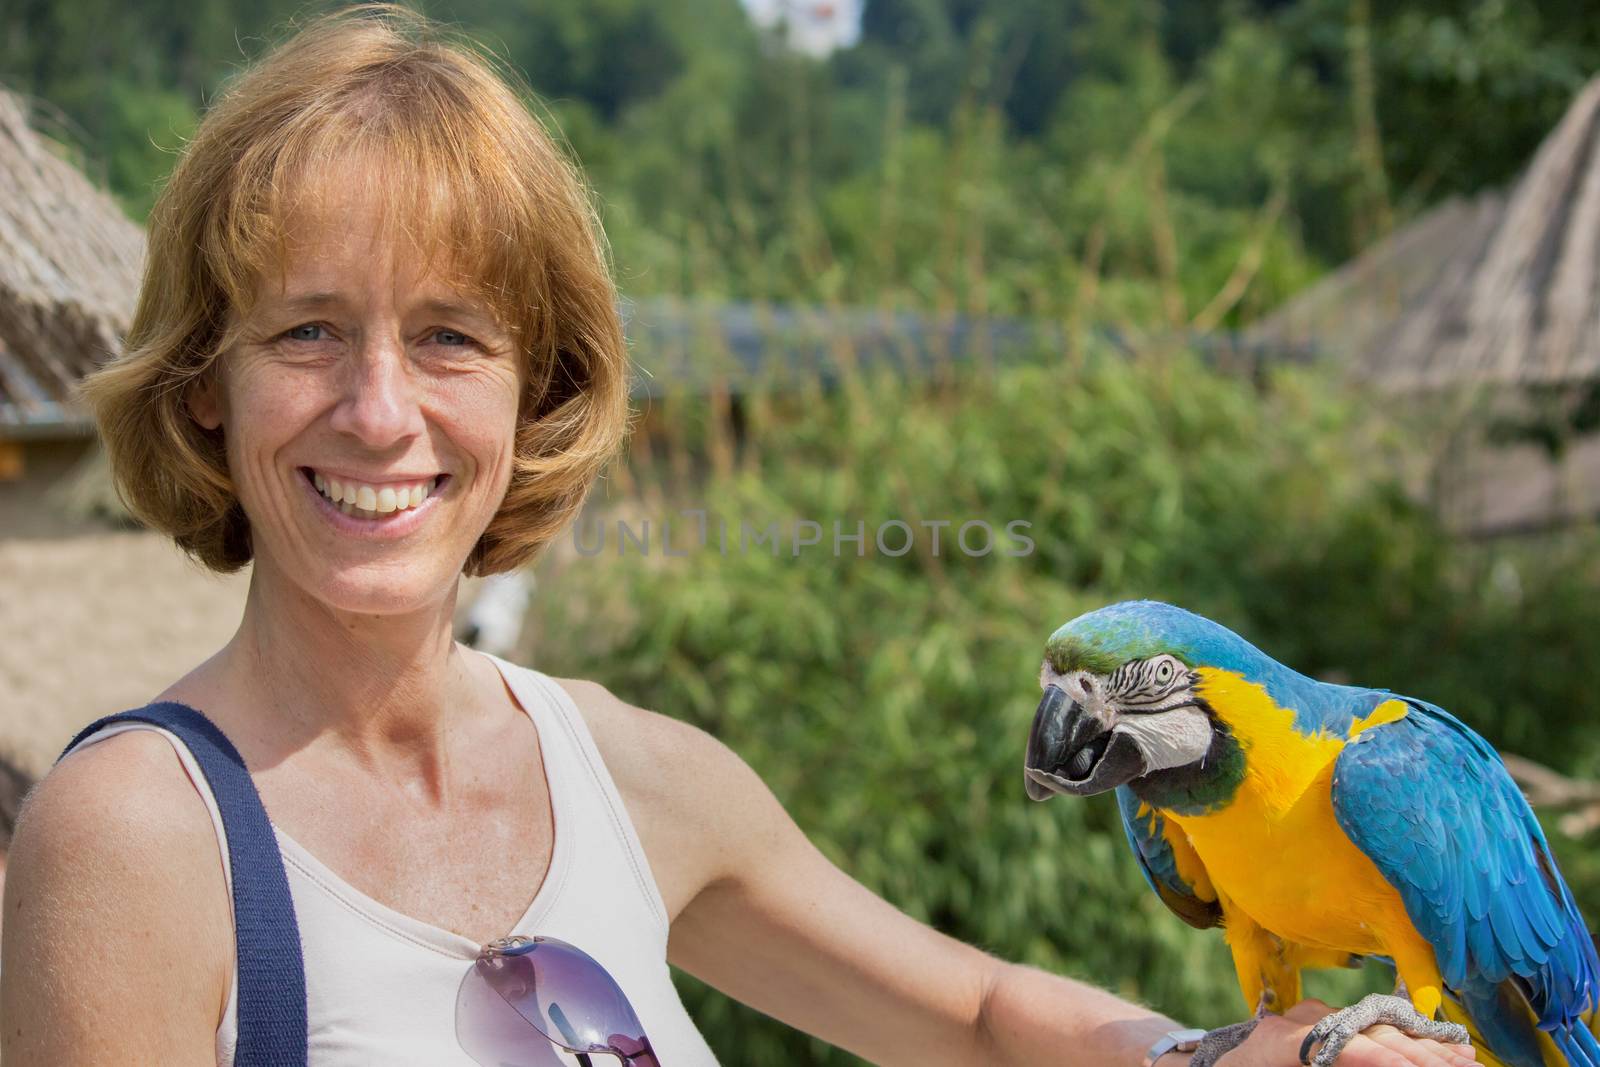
top-left (1188, 1017), bottom-right (1262, 1067)
top-left (1189, 994), bottom-right (1274, 1067)
top-left (1297, 993), bottom-right (1470, 1066)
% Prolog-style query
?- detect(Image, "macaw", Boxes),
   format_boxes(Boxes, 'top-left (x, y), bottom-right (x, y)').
top-left (1023, 600), bottom-right (1600, 1067)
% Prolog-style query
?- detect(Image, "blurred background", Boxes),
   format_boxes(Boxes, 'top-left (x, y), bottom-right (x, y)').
top-left (6, 0), bottom-right (1600, 1061)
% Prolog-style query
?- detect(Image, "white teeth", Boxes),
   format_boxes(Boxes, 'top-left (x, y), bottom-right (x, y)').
top-left (311, 471), bottom-right (438, 517)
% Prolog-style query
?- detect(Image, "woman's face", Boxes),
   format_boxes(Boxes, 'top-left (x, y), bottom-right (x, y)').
top-left (191, 192), bottom-right (523, 617)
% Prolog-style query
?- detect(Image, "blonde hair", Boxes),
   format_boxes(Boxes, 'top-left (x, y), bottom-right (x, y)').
top-left (81, 3), bottom-right (630, 575)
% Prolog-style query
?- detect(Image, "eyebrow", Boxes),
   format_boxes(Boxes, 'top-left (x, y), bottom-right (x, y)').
top-left (277, 291), bottom-right (345, 310)
top-left (416, 297), bottom-right (497, 324)
top-left (275, 291), bottom-right (499, 325)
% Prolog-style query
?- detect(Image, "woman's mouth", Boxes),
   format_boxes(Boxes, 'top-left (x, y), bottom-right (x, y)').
top-left (301, 468), bottom-right (447, 521)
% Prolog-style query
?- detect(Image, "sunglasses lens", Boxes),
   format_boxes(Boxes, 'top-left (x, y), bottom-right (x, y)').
top-left (456, 962), bottom-right (571, 1066)
top-left (457, 937), bottom-right (655, 1065)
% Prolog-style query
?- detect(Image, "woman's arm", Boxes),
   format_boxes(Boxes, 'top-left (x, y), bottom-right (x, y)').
top-left (563, 680), bottom-right (1475, 1067)
top-left (0, 732), bottom-right (232, 1066)
top-left (975, 965), bottom-right (1474, 1065)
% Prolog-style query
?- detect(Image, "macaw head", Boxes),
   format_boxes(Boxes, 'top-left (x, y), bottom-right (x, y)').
top-left (1025, 600), bottom-right (1268, 805)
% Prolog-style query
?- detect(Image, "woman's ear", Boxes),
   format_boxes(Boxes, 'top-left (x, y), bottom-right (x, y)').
top-left (188, 375), bottom-right (224, 431)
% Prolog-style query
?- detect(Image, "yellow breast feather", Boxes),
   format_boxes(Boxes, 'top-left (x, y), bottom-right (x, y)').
top-left (1160, 672), bottom-right (1441, 1012)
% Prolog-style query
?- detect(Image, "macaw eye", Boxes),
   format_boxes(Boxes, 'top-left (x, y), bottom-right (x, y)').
top-left (1155, 659), bottom-right (1175, 684)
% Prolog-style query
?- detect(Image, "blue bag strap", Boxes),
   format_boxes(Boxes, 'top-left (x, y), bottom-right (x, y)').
top-left (58, 702), bottom-right (309, 1067)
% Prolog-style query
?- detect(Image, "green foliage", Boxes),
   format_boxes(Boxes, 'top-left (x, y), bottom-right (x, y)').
top-left (9, 0), bottom-right (1600, 314)
top-left (533, 351), bottom-right (1600, 1061)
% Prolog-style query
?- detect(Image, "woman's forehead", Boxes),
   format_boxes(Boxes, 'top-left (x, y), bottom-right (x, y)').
top-left (270, 211), bottom-right (450, 288)
top-left (250, 171), bottom-right (496, 316)
top-left (275, 171), bottom-right (456, 269)
top-left (218, 132), bottom-right (533, 337)
top-left (269, 137), bottom-right (472, 251)
top-left (250, 250), bottom-right (487, 324)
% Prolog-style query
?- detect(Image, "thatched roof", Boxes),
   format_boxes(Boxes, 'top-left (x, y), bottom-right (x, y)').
top-left (0, 89), bottom-right (144, 437)
top-left (1254, 76), bottom-right (1600, 391)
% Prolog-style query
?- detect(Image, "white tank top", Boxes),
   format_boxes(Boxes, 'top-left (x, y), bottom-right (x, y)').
top-left (61, 654), bottom-right (720, 1066)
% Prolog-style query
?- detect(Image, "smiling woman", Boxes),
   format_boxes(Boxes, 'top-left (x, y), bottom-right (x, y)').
top-left (0, 6), bottom-right (1481, 1067)
top-left (180, 177), bottom-right (532, 615)
top-left (79, 4), bottom-right (626, 578)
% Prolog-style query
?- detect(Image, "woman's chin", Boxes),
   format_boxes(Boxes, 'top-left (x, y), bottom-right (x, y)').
top-left (289, 560), bottom-right (460, 619)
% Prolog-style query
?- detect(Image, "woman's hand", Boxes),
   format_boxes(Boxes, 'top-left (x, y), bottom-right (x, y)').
top-left (1215, 999), bottom-right (1476, 1067)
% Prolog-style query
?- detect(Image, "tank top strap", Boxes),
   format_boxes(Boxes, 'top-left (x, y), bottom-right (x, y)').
top-left (58, 704), bottom-right (308, 1067)
top-left (491, 660), bottom-right (671, 935)
top-left (486, 661), bottom-right (720, 1064)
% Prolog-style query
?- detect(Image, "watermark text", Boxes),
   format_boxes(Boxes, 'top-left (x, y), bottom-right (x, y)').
top-left (572, 510), bottom-right (1035, 558)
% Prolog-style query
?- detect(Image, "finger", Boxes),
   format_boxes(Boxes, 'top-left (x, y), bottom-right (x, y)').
top-left (1324, 1033), bottom-right (1412, 1067)
top-left (1360, 1026), bottom-right (1477, 1067)
top-left (1412, 1036), bottom-right (1477, 1064)
top-left (1366, 1021), bottom-right (1477, 1064)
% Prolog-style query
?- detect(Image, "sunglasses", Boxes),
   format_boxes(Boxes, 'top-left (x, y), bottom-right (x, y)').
top-left (456, 935), bottom-right (662, 1067)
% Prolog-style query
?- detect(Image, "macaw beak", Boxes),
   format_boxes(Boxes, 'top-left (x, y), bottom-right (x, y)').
top-left (1024, 684), bottom-right (1145, 799)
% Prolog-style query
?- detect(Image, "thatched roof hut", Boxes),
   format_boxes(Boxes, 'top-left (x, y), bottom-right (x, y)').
top-left (1254, 76), bottom-right (1600, 392)
top-left (1252, 76), bottom-right (1600, 534)
top-left (0, 89), bottom-right (144, 439)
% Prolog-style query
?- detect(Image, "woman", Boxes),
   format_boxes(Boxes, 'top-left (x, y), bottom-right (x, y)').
top-left (0, 7), bottom-right (1477, 1066)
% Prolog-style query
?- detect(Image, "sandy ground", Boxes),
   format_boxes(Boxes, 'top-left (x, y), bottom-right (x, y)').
top-left (0, 531), bottom-right (250, 778)
top-left (0, 528), bottom-right (513, 782)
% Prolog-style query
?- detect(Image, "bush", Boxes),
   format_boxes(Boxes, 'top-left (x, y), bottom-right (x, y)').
top-left (533, 349), bottom-right (1600, 1062)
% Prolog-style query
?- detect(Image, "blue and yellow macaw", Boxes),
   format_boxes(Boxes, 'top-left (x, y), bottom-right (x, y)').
top-left (1024, 601), bottom-right (1600, 1067)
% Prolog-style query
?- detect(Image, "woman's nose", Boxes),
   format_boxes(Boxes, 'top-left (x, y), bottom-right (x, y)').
top-left (327, 338), bottom-right (425, 447)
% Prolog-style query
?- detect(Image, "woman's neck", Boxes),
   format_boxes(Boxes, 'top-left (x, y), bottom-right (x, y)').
top-left (174, 560), bottom-right (492, 799)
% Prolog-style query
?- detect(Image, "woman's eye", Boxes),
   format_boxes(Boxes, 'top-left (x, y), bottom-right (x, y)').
top-left (284, 323), bottom-right (327, 342)
top-left (433, 328), bottom-right (473, 346)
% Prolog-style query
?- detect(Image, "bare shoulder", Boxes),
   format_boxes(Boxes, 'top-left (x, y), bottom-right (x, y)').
top-left (550, 678), bottom-right (746, 792)
top-left (15, 729), bottom-right (227, 884)
top-left (548, 677), bottom-right (790, 917)
top-left (1, 730), bottom-right (232, 1064)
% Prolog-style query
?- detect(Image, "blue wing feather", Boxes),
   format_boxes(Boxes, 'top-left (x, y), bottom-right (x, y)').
top-left (1115, 785), bottom-right (1222, 930)
top-left (1332, 696), bottom-right (1599, 1065)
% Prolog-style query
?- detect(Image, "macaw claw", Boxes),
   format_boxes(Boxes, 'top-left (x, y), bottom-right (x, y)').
top-left (1188, 992), bottom-right (1275, 1067)
top-left (1188, 1017), bottom-right (1263, 1067)
top-left (1297, 993), bottom-right (1471, 1066)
